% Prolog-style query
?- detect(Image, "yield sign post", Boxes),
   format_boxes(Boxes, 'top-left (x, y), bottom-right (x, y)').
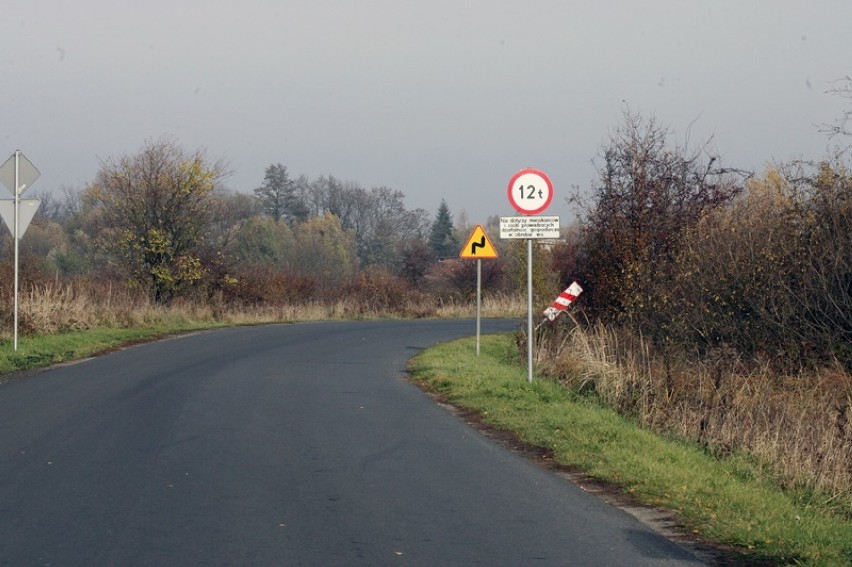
top-left (0, 199), bottom-right (41, 239)
top-left (0, 150), bottom-right (41, 351)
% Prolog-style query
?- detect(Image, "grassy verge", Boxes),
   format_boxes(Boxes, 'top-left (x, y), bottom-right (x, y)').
top-left (408, 333), bottom-right (852, 566)
top-left (0, 322), bottom-right (226, 376)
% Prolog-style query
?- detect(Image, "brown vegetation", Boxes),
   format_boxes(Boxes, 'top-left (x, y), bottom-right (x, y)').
top-left (535, 322), bottom-right (852, 516)
top-left (0, 277), bottom-right (526, 335)
top-left (533, 109), bottom-right (852, 515)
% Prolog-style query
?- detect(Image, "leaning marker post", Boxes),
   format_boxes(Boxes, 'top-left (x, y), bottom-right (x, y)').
top-left (541, 281), bottom-right (583, 324)
top-left (502, 168), bottom-right (557, 382)
top-left (0, 151), bottom-right (41, 350)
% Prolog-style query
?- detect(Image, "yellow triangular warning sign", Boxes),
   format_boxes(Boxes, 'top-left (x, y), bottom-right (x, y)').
top-left (460, 225), bottom-right (498, 259)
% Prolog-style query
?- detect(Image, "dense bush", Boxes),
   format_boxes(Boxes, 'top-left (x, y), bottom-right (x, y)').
top-left (341, 266), bottom-right (425, 315)
top-left (423, 258), bottom-right (506, 300)
top-left (566, 111), bottom-right (852, 370)
top-left (221, 264), bottom-right (318, 306)
top-left (664, 161), bottom-right (852, 368)
top-left (574, 110), bottom-right (741, 325)
top-left (539, 110), bottom-right (852, 505)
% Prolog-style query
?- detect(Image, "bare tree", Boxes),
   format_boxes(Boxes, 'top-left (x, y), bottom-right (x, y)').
top-left (33, 185), bottom-right (82, 223)
top-left (821, 76), bottom-right (852, 147)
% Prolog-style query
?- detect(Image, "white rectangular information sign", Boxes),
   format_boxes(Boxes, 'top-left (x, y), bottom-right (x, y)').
top-left (499, 216), bottom-right (560, 239)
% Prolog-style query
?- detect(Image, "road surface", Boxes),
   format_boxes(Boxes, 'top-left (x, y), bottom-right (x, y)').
top-left (0, 320), bottom-right (702, 566)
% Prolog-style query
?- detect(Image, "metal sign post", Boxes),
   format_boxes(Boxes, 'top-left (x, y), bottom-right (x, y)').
top-left (527, 239), bottom-right (534, 382)
top-left (14, 154), bottom-right (19, 351)
top-left (459, 225), bottom-right (498, 357)
top-left (505, 168), bottom-right (556, 383)
top-left (476, 258), bottom-right (482, 356)
top-left (0, 151), bottom-right (41, 350)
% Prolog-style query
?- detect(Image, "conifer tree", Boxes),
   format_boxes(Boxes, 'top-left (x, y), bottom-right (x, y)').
top-left (427, 200), bottom-right (460, 258)
top-left (254, 163), bottom-right (308, 223)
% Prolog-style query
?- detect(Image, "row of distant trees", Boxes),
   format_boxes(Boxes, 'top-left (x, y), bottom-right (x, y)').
top-left (254, 163), bottom-right (463, 261)
top-left (3, 77), bottom-right (850, 367)
top-left (1, 139), bottom-right (478, 307)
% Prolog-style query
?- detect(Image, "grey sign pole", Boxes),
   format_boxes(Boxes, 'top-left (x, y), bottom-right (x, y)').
top-left (476, 258), bottom-right (482, 356)
top-left (14, 151), bottom-right (20, 351)
top-left (527, 239), bottom-right (533, 383)
top-left (459, 225), bottom-right (498, 357)
top-left (0, 150), bottom-right (41, 351)
top-left (506, 168), bottom-right (555, 383)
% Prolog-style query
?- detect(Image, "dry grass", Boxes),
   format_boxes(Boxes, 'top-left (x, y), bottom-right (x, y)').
top-left (0, 282), bottom-right (527, 341)
top-left (11, 283), bottom-right (165, 333)
top-left (0, 286), bottom-right (351, 339)
top-left (433, 293), bottom-right (527, 319)
top-left (535, 318), bottom-right (852, 517)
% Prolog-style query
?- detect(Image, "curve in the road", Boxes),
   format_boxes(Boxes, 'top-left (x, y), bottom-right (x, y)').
top-left (0, 320), bottom-right (702, 566)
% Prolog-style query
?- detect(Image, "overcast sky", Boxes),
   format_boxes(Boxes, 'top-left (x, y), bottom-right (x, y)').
top-left (3, 1), bottom-right (850, 223)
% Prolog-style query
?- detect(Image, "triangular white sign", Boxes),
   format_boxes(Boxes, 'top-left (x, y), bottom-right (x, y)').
top-left (0, 199), bottom-right (41, 238)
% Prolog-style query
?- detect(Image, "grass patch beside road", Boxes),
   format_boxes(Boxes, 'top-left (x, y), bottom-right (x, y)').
top-left (0, 323), bottom-right (221, 376)
top-left (408, 333), bottom-right (852, 566)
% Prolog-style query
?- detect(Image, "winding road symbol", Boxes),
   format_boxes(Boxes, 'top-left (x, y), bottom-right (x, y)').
top-left (460, 225), bottom-right (498, 259)
top-left (471, 236), bottom-right (487, 255)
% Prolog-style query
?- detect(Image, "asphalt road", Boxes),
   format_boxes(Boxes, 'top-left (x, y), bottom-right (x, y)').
top-left (0, 320), bottom-right (702, 566)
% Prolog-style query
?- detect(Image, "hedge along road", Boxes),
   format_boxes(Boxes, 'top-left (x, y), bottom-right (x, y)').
top-left (0, 320), bottom-right (702, 566)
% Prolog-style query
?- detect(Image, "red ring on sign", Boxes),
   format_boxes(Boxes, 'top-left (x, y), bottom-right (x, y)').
top-left (507, 168), bottom-right (554, 215)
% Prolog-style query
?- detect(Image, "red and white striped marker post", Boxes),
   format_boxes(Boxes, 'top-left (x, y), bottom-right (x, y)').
top-left (542, 281), bottom-right (583, 322)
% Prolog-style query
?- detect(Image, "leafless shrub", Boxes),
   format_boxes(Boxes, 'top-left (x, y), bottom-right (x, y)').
top-left (820, 76), bottom-right (852, 151)
top-left (423, 258), bottom-right (506, 301)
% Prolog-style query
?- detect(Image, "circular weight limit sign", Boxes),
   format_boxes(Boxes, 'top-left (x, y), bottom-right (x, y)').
top-left (507, 168), bottom-right (553, 215)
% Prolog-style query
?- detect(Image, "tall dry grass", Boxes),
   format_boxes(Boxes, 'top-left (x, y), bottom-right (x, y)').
top-left (8, 283), bottom-right (167, 334)
top-left (433, 292), bottom-right (526, 319)
top-left (534, 318), bottom-right (852, 516)
top-left (0, 281), bottom-right (527, 342)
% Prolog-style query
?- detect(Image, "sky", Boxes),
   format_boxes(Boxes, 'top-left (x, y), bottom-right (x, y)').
top-left (2, 1), bottom-right (850, 225)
